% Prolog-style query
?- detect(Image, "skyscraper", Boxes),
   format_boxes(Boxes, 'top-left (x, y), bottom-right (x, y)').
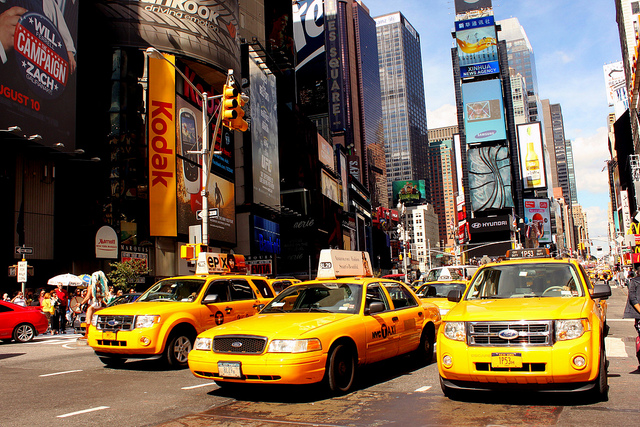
top-left (375, 12), bottom-right (430, 206)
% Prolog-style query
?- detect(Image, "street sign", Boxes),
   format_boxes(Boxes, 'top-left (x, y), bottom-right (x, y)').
top-left (17, 260), bottom-right (28, 283)
top-left (196, 208), bottom-right (219, 220)
top-left (15, 246), bottom-right (33, 255)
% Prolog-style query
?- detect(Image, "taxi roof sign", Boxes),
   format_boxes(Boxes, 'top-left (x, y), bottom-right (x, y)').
top-left (195, 252), bottom-right (247, 275)
top-left (505, 248), bottom-right (550, 259)
top-left (317, 249), bottom-right (373, 280)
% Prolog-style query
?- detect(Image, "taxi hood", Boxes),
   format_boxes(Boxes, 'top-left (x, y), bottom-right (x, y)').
top-left (446, 297), bottom-right (588, 322)
top-left (202, 313), bottom-right (349, 338)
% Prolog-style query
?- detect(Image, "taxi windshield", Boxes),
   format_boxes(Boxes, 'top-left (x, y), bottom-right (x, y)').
top-left (465, 263), bottom-right (584, 300)
top-left (262, 282), bottom-right (362, 314)
top-left (417, 282), bottom-right (467, 298)
top-left (137, 279), bottom-right (206, 302)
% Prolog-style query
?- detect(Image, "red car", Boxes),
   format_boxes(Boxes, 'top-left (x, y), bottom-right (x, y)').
top-left (0, 300), bottom-right (49, 343)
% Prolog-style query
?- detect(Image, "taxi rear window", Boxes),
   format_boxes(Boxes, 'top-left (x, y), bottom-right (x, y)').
top-left (466, 263), bottom-right (584, 300)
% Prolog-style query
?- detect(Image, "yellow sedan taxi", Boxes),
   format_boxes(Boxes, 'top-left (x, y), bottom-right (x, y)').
top-left (415, 280), bottom-right (468, 317)
top-left (437, 248), bottom-right (612, 400)
top-left (188, 249), bottom-right (442, 393)
top-left (87, 253), bottom-right (275, 368)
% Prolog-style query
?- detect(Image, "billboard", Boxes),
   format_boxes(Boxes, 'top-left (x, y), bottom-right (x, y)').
top-left (523, 199), bottom-right (552, 244)
top-left (148, 54), bottom-right (177, 236)
top-left (96, 0), bottom-right (240, 73)
top-left (456, 16), bottom-right (499, 78)
top-left (462, 79), bottom-right (507, 144)
top-left (517, 122), bottom-right (547, 190)
top-left (321, 170), bottom-right (340, 204)
top-left (603, 62), bottom-right (628, 120)
top-left (455, 0), bottom-right (493, 14)
top-left (248, 48), bottom-right (280, 208)
top-left (252, 216), bottom-right (281, 255)
top-left (324, 0), bottom-right (345, 133)
top-left (0, 2), bottom-right (78, 148)
top-left (392, 180), bottom-right (426, 206)
top-left (468, 145), bottom-right (513, 211)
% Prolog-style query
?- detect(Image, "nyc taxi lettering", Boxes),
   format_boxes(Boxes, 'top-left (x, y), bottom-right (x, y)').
top-left (371, 323), bottom-right (396, 339)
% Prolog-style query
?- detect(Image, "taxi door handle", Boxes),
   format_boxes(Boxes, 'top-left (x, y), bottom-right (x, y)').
top-left (392, 316), bottom-right (399, 322)
top-left (224, 306), bottom-right (233, 313)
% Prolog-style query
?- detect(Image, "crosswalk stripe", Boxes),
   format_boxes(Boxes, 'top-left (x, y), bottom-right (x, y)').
top-left (605, 337), bottom-right (628, 358)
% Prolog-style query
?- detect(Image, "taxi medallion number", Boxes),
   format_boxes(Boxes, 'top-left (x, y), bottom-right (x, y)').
top-left (218, 361), bottom-right (242, 378)
top-left (491, 352), bottom-right (522, 368)
top-left (102, 331), bottom-right (116, 340)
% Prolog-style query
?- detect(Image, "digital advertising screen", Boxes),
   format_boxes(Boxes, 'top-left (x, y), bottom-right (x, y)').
top-left (392, 180), bottom-right (426, 206)
top-left (524, 199), bottom-right (552, 244)
top-left (517, 122), bottom-right (547, 190)
top-left (462, 79), bottom-right (507, 144)
top-left (456, 16), bottom-right (499, 78)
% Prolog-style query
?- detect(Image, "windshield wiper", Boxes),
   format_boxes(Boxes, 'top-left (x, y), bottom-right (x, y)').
top-left (292, 307), bottom-right (332, 313)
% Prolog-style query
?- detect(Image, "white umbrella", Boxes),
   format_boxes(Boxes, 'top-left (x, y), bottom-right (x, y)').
top-left (47, 273), bottom-right (84, 287)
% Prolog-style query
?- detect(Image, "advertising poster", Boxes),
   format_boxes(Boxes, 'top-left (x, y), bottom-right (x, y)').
top-left (462, 79), bottom-right (507, 144)
top-left (603, 62), bottom-right (628, 120)
top-left (467, 145), bottom-right (513, 211)
top-left (0, 1), bottom-right (78, 148)
top-left (517, 122), bottom-right (546, 190)
top-left (248, 48), bottom-right (280, 208)
top-left (252, 216), bottom-right (281, 255)
top-left (454, 0), bottom-right (493, 15)
top-left (392, 180), bottom-right (426, 206)
top-left (524, 199), bottom-right (552, 244)
top-left (148, 54), bottom-right (177, 236)
top-left (293, 0), bottom-right (327, 116)
top-left (456, 16), bottom-right (499, 78)
top-left (96, 0), bottom-right (240, 73)
top-left (207, 176), bottom-right (236, 245)
top-left (321, 170), bottom-right (340, 204)
top-left (176, 96), bottom-right (202, 234)
top-left (318, 134), bottom-right (334, 169)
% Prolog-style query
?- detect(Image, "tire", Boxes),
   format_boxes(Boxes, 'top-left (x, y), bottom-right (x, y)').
top-left (414, 328), bottom-right (435, 365)
top-left (326, 343), bottom-right (356, 394)
top-left (164, 331), bottom-right (194, 368)
top-left (99, 356), bottom-right (127, 367)
top-left (589, 347), bottom-right (608, 402)
top-left (13, 323), bottom-right (36, 343)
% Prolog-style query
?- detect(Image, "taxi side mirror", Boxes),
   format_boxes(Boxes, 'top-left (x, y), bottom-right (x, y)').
top-left (365, 301), bottom-right (385, 315)
top-left (592, 284), bottom-right (612, 300)
top-left (447, 289), bottom-right (462, 302)
top-left (202, 294), bottom-right (219, 304)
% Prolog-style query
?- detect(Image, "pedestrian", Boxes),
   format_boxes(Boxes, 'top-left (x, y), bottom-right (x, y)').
top-left (2, 293), bottom-right (10, 301)
top-left (49, 292), bottom-right (60, 334)
top-left (80, 271), bottom-right (108, 339)
top-left (106, 286), bottom-right (117, 305)
top-left (10, 291), bottom-right (26, 307)
top-left (41, 292), bottom-right (53, 333)
top-left (38, 289), bottom-right (46, 305)
top-left (53, 283), bottom-right (69, 333)
top-left (624, 268), bottom-right (640, 369)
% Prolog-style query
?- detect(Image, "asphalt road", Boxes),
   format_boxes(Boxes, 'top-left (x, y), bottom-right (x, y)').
top-left (1, 283), bottom-right (639, 427)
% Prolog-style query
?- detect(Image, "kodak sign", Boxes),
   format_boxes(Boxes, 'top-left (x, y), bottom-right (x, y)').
top-left (148, 53), bottom-right (177, 236)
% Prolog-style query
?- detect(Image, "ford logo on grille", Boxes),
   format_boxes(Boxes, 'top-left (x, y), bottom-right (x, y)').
top-left (498, 329), bottom-right (519, 340)
top-left (107, 319), bottom-right (120, 327)
top-left (231, 342), bottom-right (243, 348)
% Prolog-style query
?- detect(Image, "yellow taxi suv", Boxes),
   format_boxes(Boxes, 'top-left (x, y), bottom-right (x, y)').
top-left (87, 253), bottom-right (275, 368)
top-left (415, 280), bottom-right (468, 317)
top-left (188, 249), bottom-right (442, 394)
top-left (437, 248), bottom-right (612, 400)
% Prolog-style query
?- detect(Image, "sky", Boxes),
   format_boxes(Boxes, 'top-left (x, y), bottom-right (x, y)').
top-left (362, 0), bottom-right (620, 256)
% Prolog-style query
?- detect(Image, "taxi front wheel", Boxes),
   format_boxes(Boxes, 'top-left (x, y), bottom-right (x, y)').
top-left (164, 331), bottom-right (194, 368)
top-left (326, 343), bottom-right (356, 394)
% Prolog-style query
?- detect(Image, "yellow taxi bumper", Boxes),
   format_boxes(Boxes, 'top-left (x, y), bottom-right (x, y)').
top-left (437, 333), bottom-right (599, 386)
top-left (188, 349), bottom-right (328, 385)
top-left (87, 325), bottom-right (164, 356)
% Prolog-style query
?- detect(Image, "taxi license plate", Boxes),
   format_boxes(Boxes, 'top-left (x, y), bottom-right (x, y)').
top-left (491, 352), bottom-right (522, 368)
top-left (218, 362), bottom-right (242, 378)
top-left (102, 331), bottom-right (116, 340)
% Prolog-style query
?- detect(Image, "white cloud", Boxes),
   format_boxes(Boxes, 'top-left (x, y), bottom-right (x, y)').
top-left (427, 104), bottom-right (457, 129)
top-left (571, 126), bottom-right (610, 196)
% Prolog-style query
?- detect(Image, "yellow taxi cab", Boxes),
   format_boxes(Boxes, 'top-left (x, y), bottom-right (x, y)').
top-left (415, 280), bottom-right (468, 317)
top-left (87, 253), bottom-right (275, 368)
top-left (268, 277), bottom-right (301, 294)
top-left (188, 249), bottom-right (442, 393)
top-left (437, 248), bottom-right (612, 400)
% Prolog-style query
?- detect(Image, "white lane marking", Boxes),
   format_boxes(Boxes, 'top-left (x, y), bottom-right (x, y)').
top-left (605, 337), bottom-right (628, 358)
top-left (414, 386), bottom-right (432, 392)
top-left (57, 406), bottom-right (110, 418)
top-left (182, 383), bottom-right (216, 390)
top-left (40, 370), bottom-right (83, 377)
top-left (606, 319), bottom-right (634, 322)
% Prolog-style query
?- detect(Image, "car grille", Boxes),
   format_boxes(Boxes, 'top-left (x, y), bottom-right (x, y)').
top-left (468, 321), bottom-right (552, 346)
top-left (95, 315), bottom-right (135, 332)
top-left (213, 335), bottom-right (267, 354)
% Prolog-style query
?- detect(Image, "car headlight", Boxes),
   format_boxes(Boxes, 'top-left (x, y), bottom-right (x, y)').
top-left (194, 337), bottom-right (212, 351)
top-left (443, 321), bottom-right (466, 341)
top-left (555, 319), bottom-right (587, 341)
top-left (135, 315), bottom-right (160, 329)
top-left (267, 338), bottom-right (322, 353)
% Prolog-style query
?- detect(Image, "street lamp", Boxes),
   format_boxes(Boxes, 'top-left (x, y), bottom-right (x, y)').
top-left (145, 47), bottom-right (224, 246)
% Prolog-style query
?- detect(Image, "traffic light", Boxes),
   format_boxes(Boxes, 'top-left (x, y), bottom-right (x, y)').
top-left (220, 84), bottom-right (248, 132)
top-left (180, 243), bottom-right (208, 261)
